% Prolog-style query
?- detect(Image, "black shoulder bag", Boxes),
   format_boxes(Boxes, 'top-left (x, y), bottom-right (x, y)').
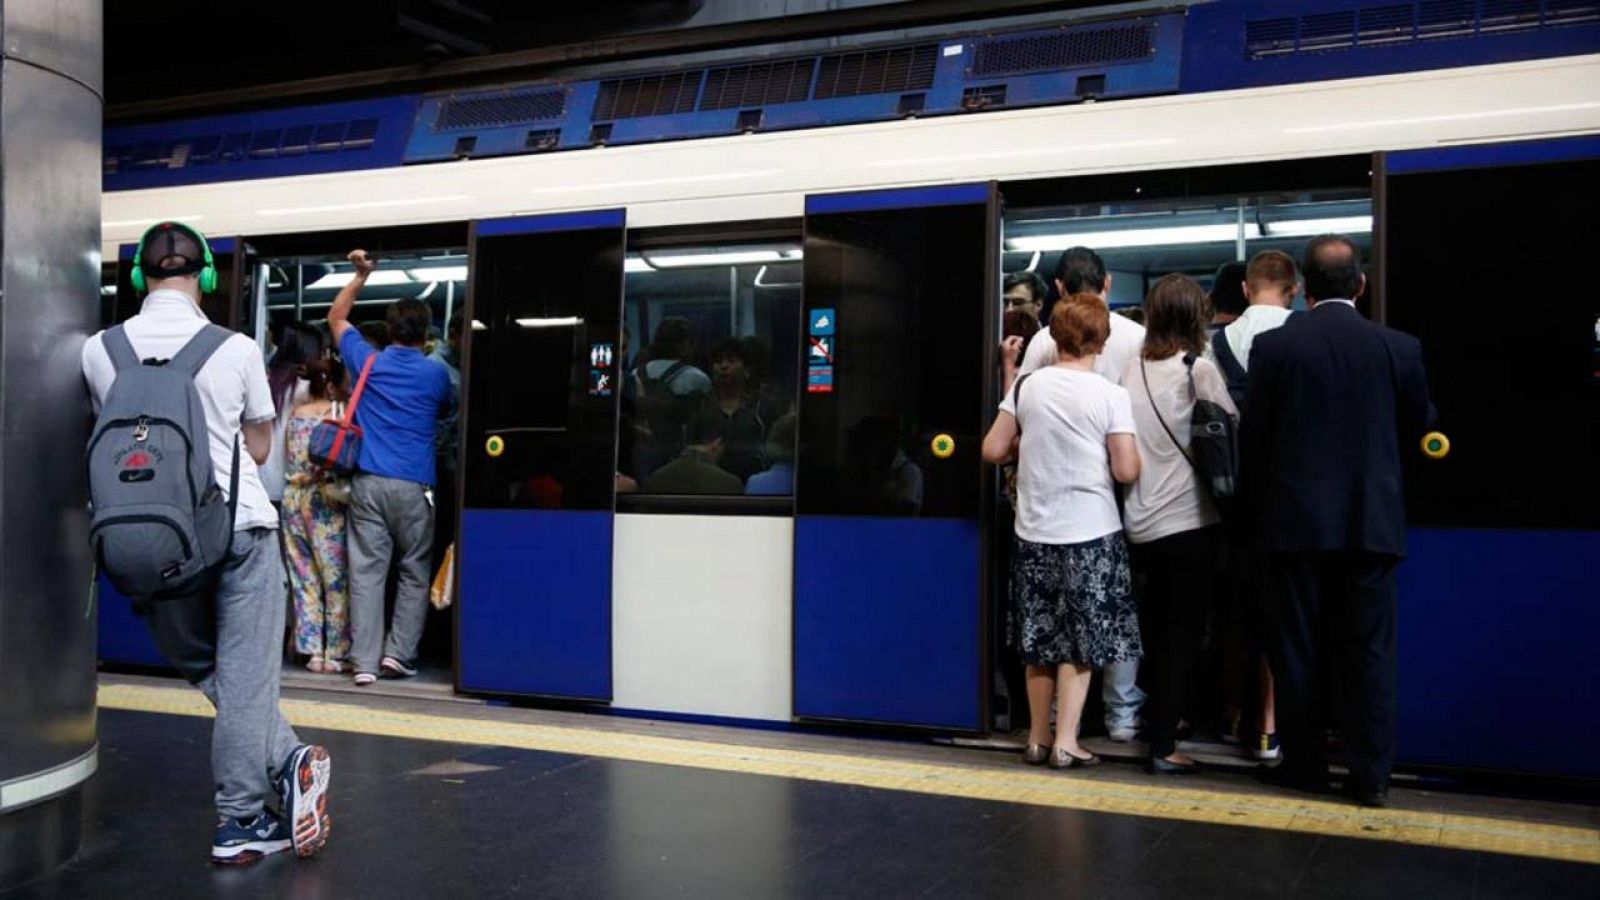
top-left (1140, 354), bottom-right (1239, 499)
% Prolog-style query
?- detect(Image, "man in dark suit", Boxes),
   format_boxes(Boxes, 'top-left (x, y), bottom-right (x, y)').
top-left (1242, 235), bottom-right (1432, 807)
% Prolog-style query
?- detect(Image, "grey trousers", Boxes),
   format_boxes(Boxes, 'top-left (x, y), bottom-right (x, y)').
top-left (348, 473), bottom-right (434, 674)
top-left (138, 528), bottom-right (300, 819)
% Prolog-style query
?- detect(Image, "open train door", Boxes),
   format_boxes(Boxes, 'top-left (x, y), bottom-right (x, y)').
top-left (793, 184), bottom-right (999, 731)
top-left (98, 235), bottom-right (256, 669)
top-left (457, 211), bottom-right (625, 701)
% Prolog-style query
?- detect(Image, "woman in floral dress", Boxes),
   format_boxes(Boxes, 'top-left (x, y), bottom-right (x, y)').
top-left (283, 355), bottom-right (351, 672)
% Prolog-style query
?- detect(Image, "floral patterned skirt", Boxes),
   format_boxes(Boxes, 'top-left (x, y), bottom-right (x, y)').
top-left (1010, 531), bottom-right (1141, 667)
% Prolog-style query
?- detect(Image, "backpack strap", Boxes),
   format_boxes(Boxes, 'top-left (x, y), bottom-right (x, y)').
top-left (1211, 327), bottom-right (1248, 389)
top-left (166, 324), bottom-right (234, 378)
top-left (654, 360), bottom-right (690, 387)
top-left (101, 325), bottom-right (142, 373)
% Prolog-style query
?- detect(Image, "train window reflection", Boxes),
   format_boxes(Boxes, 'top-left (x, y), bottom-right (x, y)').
top-left (622, 244), bottom-right (801, 497)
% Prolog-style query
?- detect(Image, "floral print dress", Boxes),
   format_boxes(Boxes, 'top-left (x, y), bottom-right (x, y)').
top-left (283, 412), bottom-right (350, 664)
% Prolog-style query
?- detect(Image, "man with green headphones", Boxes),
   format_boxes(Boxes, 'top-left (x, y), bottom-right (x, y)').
top-left (81, 221), bottom-right (334, 865)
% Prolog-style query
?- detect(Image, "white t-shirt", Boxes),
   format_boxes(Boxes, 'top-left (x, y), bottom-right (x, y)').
top-left (1000, 366), bottom-right (1136, 545)
top-left (1120, 354), bottom-right (1239, 544)
top-left (1018, 308), bottom-right (1145, 386)
top-left (1203, 304), bottom-right (1294, 373)
top-left (81, 290), bottom-right (279, 531)
top-left (260, 378), bottom-right (311, 503)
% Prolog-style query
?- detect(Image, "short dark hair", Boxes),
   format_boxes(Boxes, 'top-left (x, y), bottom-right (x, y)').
top-left (1049, 293), bottom-right (1110, 358)
top-left (386, 299), bottom-right (432, 346)
top-left (1003, 270), bottom-right (1048, 304)
top-left (648, 317), bottom-right (696, 360)
top-left (1302, 235), bottom-right (1363, 302)
top-left (1141, 274), bottom-right (1209, 361)
top-left (1053, 247), bottom-right (1108, 296)
top-left (359, 320), bottom-right (390, 349)
top-left (1003, 308), bottom-right (1040, 343)
top-left (1208, 261), bottom-right (1249, 317)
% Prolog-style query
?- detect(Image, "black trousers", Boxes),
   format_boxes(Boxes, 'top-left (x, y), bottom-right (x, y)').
top-left (1265, 551), bottom-right (1399, 792)
top-left (1132, 526), bottom-right (1222, 759)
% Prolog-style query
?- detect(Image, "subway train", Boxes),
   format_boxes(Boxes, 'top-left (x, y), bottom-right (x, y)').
top-left (96, 1), bottom-right (1600, 781)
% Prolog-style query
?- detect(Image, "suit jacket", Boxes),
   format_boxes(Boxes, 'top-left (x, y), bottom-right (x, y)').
top-left (1241, 302), bottom-right (1431, 556)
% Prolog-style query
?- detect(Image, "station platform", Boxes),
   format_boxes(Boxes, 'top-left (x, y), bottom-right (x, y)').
top-left (6, 673), bottom-right (1596, 899)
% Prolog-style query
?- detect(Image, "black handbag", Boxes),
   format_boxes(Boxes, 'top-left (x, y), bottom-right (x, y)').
top-left (1140, 354), bottom-right (1239, 499)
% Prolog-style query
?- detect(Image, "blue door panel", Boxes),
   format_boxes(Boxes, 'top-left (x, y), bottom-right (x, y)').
top-left (1397, 528), bottom-right (1599, 778)
top-left (96, 574), bottom-right (166, 668)
top-left (794, 516), bottom-right (981, 730)
top-left (458, 508), bottom-right (613, 700)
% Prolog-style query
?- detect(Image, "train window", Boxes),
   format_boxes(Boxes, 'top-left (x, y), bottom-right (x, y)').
top-left (258, 250), bottom-right (467, 355)
top-left (621, 244), bottom-right (801, 498)
top-left (1003, 189), bottom-right (1372, 313)
top-left (1386, 157), bottom-right (1599, 529)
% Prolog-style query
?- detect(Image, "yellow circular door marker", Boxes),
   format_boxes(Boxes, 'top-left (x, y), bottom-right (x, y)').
top-left (931, 433), bottom-right (955, 459)
top-left (1421, 431), bottom-right (1450, 459)
top-left (486, 435), bottom-right (505, 458)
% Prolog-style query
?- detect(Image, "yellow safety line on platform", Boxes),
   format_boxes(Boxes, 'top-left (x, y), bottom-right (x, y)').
top-left (99, 683), bottom-right (1599, 865)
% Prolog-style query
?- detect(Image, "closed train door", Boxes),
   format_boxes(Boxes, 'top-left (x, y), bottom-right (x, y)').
top-left (1380, 136), bottom-right (1600, 779)
top-left (793, 183), bottom-right (998, 731)
top-left (457, 211), bottom-right (625, 700)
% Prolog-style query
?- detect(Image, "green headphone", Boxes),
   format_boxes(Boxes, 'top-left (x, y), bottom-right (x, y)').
top-left (130, 221), bottom-right (218, 295)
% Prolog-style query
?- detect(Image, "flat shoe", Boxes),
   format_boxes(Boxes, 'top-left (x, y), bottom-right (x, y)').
top-left (1022, 744), bottom-right (1049, 766)
top-left (1048, 748), bottom-right (1100, 770)
top-left (1147, 756), bottom-right (1204, 775)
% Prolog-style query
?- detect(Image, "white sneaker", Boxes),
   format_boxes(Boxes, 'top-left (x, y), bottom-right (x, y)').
top-left (353, 672), bottom-right (376, 686)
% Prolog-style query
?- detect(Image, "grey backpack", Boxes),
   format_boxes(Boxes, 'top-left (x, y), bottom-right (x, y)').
top-left (87, 324), bottom-right (238, 599)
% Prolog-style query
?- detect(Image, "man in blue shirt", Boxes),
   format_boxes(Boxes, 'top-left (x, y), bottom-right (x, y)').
top-left (329, 250), bottom-right (456, 685)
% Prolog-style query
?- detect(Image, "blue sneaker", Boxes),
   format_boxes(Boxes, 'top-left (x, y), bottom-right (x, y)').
top-left (276, 744), bottom-right (333, 858)
top-left (212, 812), bottom-right (291, 865)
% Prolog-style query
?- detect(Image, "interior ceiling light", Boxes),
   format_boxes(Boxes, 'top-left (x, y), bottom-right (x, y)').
top-left (307, 270), bottom-right (413, 290)
top-left (471, 319), bottom-right (488, 331)
top-left (406, 266), bottom-right (469, 282)
top-left (1261, 216), bottom-right (1373, 237)
top-left (624, 257), bottom-right (655, 273)
top-left (1008, 223), bottom-right (1256, 252)
top-left (639, 247), bottom-right (804, 269)
top-left (514, 316), bottom-right (583, 328)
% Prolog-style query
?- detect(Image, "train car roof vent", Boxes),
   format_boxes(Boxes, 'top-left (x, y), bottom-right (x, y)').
top-left (594, 72), bottom-right (701, 120)
top-left (436, 88), bottom-right (566, 131)
top-left (699, 59), bottom-right (814, 111)
top-left (970, 22), bottom-right (1156, 77)
top-left (812, 44), bottom-right (938, 99)
top-left (1245, 1), bottom-right (1599, 59)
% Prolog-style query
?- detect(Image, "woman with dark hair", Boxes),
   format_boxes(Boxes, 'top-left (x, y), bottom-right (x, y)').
top-left (692, 338), bottom-right (769, 483)
top-left (1120, 274), bottom-right (1239, 775)
top-left (982, 295), bottom-right (1142, 770)
top-left (282, 357), bottom-right (353, 673)
top-left (262, 323), bottom-right (326, 505)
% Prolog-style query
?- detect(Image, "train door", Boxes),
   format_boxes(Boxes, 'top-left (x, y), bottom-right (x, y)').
top-left (1379, 136), bottom-right (1600, 779)
top-left (457, 211), bottom-right (625, 700)
top-left (793, 183), bottom-right (998, 731)
top-left (97, 235), bottom-right (256, 669)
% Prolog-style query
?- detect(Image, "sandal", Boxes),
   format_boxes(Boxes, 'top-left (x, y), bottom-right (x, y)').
top-left (305, 657), bottom-right (326, 673)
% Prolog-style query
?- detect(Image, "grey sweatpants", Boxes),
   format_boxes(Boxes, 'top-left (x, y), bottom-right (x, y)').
top-left (139, 528), bottom-right (300, 819)
top-left (348, 473), bottom-right (434, 674)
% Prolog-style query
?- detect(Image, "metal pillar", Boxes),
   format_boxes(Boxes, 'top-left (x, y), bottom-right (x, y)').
top-left (0, 0), bottom-right (102, 890)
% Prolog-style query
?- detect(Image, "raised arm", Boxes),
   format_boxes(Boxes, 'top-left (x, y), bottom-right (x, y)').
top-left (327, 249), bottom-right (376, 343)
